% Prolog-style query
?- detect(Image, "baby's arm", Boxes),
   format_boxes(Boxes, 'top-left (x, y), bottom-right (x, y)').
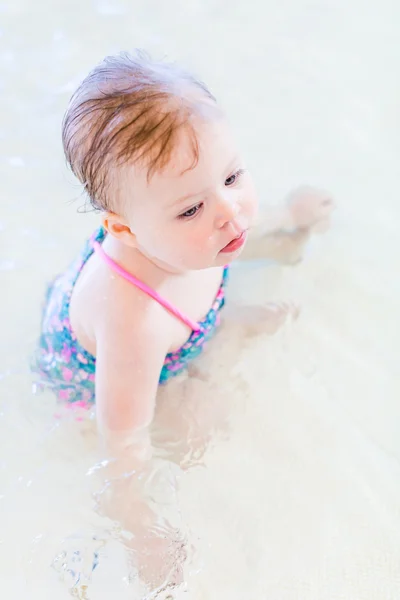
top-left (94, 316), bottom-right (185, 586)
top-left (240, 185), bottom-right (334, 263)
top-left (94, 307), bottom-right (169, 469)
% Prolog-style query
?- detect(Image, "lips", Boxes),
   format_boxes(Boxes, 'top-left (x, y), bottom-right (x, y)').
top-left (220, 230), bottom-right (247, 253)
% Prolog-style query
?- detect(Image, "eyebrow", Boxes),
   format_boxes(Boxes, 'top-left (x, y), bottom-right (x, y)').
top-left (171, 155), bottom-right (240, 208)
top-left (173, 190), bottom-right (204, 207)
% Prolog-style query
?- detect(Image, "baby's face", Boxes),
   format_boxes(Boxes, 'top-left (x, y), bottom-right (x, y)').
top-left (119, 117), bottom-right (258, 272)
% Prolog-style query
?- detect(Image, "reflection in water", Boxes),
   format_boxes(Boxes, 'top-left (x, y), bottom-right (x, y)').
top-left (43, 317), bottom-right (252, 596)
top-left (30, 356), bottom-right (240, 596)
top-left (87, 324), bottom-right (253, 595)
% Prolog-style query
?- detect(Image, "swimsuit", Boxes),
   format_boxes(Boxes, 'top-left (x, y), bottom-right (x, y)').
top-left (33, 227), bottom-right (228, 407)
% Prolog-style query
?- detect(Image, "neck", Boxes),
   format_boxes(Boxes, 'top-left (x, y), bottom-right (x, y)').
top-left (102, 232), bottom-right (187, 277)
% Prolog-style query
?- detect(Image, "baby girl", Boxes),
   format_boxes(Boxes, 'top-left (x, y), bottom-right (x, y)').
top-left (34, 50), bottom-right (333, 462)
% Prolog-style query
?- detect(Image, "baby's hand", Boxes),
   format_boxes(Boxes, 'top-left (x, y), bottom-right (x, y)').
top-left (94, 461), bottom-right (186, 593)
top-left (135, 524), bottom-right (186, 593)
top-left (286, 185), bottom-right (335, 232)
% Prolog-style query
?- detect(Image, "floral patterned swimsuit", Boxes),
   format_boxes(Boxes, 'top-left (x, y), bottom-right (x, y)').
top-left (33, 227), bottom-right (228, 407)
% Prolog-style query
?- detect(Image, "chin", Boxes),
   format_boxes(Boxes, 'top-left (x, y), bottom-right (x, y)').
top-left (217, 247), bottom-right (245, 265)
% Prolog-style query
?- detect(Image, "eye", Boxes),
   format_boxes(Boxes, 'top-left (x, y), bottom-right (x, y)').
top-left (179, 202), bottom-right (203, 220)
top-left (225, 168), bottom-right (246, 187)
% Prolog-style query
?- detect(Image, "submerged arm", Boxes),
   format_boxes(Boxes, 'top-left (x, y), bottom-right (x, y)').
top-left (240, 186), bottom-right (334, 263)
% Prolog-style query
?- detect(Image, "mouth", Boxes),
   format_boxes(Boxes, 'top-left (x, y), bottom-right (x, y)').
top-left (220, 230), bottom-right (247, 254)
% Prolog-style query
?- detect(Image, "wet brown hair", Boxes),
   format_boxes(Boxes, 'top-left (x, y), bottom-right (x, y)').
top-left (62, 50), bottom-right (217, 211)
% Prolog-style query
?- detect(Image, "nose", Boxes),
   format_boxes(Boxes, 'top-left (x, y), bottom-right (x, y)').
top-left (214, 189), bottom-right (240, 229)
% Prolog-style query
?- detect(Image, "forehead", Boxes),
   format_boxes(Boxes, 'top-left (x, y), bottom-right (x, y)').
top-left (174, 116), bottom-right (234, 164)
top-left (140, 118), bottom-right (238, 195)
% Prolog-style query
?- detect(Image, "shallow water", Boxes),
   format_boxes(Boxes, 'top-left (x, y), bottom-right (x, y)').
top-left (1, 0), bottom-right (400, 598)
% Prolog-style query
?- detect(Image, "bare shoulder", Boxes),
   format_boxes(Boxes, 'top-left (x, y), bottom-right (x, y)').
top-left (96, 268), bottom-right (173, 350)
top-left (70, 255), bottom-right (173, 357)
top-left (93, 273), bottom-right (172, 434)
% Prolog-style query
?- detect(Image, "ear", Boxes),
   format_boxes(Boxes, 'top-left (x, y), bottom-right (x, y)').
top-left (102, 212), bottom-right (137, 248)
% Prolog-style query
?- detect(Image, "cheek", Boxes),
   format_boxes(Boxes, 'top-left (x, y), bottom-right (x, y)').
top-left (169, 223), bottom-right (214, 260)
top-left (244, 181), bottom-right (259, 214)
top-left (151, 225), bottom-right (193, 257)
top-left (173, 226), bottom-right (204, 251)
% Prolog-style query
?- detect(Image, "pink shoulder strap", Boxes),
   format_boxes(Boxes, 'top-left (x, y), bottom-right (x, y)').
top-left (93, 241), bottom-right (202, 332)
